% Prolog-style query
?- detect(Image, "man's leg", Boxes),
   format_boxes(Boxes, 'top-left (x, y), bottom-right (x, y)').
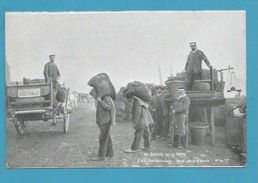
top-left (131, 128), bottom-right (144, 151)
top-left (186, 71), bottom-right (194, 91)
top-left (156, 112), bottom-right (162, 136)
top-left (143, 127), bottom-right (150, 150)
top-left (160, 117), bottom-right (166, 138)
top-left (151, 111), bottom-right (158, 138)
top-left (98, 122), bottom-right (111, 159)
top-left (161, 116), bottom-right (170, 139)
top-left (177, 114), bottom-right (186, 149)
top-left (195, 72), bottom-right (202, 80)
top-left (168, 114), bottom-right (175, 146)
top-left (165, 116), bottom-right (171, 138)
top-left (173, 117), bottom-right (178, 147)
top-left (106, 135), bottom-right (113, 157)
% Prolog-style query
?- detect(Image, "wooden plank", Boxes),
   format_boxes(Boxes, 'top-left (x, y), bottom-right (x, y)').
top-left (190, 98), bottom-right (225, 106)
top-left (186, 92), bottom-right (224, 98)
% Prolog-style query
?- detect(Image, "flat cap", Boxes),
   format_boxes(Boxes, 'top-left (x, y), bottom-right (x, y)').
top-left (189, 42), bottom-right (197, 46)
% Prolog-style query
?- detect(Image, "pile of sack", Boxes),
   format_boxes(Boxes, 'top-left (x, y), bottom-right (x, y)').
top-left (23, 77), bottom-right (45, 85)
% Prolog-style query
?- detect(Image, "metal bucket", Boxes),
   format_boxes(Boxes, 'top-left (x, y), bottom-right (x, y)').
top-left (189, 122), bottom-right (209, 146)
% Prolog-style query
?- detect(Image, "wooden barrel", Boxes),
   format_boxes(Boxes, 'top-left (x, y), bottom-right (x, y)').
top-left (165, 80), bottom-right (185, 99)
top-left (189, 122), bottom-right (209, 146)
top-left (193, 80), bottom-right (211, 91)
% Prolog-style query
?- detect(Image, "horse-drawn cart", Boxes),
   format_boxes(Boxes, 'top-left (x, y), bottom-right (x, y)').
top-left (6, 80), bottom-right (71, 135)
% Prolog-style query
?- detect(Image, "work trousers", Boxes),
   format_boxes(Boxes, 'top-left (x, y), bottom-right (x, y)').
top-left (161, 115), bottom-right (170, 138)
top-left (98, 122), bottom-right (113, 158)
top-left (131, 127), bottom-right (150, 150)
top-left (151, 110), bottom-right (163, 137)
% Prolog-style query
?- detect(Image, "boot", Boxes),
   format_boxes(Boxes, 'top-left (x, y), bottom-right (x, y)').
top-left (181, 135), bottom-right (187, 148)
top-left (177, 135), bottom-right (183, 149)
top-left (174, 135), bottom-right (179, 147)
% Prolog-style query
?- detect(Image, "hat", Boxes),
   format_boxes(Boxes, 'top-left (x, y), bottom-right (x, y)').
top-left (49, 54), bottom-right (55, 57)
top-left (189, 42), bottom-right (196, 46)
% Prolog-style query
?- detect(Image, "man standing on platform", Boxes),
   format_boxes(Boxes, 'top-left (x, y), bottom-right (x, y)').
top-left (185, 42), bottom-right (212, 90)
top-left (43, 54), bottom-right (60, 89)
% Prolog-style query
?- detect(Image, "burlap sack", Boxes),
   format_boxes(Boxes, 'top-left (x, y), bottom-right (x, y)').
top-left (88, 73), bottom-right (116, 100)
top-left (123, 81), bottom-right (151, 102)
top-left (56, 82), bottom-right (66, 102)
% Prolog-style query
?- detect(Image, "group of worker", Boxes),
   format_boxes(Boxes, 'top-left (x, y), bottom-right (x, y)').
top-left (149, 87), bottom-right (190, 149)
top-left (43, 41), bottom-right (212, 161)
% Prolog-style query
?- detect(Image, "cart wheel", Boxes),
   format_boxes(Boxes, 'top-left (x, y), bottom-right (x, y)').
top-left (63, 113), bottom-right (70, 133)
top-left (13, 118), bottom-right (26, 135)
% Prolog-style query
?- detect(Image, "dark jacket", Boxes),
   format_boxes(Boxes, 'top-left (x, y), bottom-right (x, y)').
top-left (96, 96), bottom-right (113, 125)
top-left (44, 61), bottom-right (60, 82)
top-left (185, 49), bottom-right (210, 73)
top-left (132, 96), bottom-right (153, 129)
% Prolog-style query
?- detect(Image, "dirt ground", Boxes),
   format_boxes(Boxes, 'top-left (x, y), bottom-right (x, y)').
top-left (7, 102), bottom-right (242, 168)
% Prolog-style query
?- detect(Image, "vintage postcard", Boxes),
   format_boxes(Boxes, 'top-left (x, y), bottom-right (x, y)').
top-left (5, 11), bottom-right (246, 168)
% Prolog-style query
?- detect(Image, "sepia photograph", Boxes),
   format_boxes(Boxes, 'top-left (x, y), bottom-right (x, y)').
top-left (5, 11), bottom-right (246, 168)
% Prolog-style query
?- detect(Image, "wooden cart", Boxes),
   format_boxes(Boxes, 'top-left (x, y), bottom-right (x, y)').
top-left (6, 80), bottom-right (71, 135)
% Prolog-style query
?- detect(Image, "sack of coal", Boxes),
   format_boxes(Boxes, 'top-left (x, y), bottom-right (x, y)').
top-left (88, 73), bottom-right (116, 100)
top-left (123, 81), bottom-right (151, 102)
top-left (56, 82), bottom-right (66, 102)
top-left (23, 77), bottom-right (45, 85)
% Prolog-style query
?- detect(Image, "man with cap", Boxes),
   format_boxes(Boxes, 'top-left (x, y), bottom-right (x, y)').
top-left (171, 88), bottom-right (190, 148)
top-left (43, 54), bottom-right (60, 89)
top-left (124, 95), bottom-right (153, 153)
top-left (185, 42), bottom-right (211, 90)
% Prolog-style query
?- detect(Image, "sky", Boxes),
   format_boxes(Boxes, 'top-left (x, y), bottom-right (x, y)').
top-left (5, 11), bottom-right (246, 96)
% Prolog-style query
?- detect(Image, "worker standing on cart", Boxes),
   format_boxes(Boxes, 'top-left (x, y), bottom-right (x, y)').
top-left (44, 54), bottom-right (63, 125)
top-left (43, 54), bottom-right (60, 89)
top-left (185, 42), bottom-right (212, 91)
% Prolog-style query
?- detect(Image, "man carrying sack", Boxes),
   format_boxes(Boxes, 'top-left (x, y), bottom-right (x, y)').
top-left (124, 96), bottom-right (154, 153)
top-left (88, 73), bottom-right (116, 161)
top-left (123, 81), bottom-right (154, 153)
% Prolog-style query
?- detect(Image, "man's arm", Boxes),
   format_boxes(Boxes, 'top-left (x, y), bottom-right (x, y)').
top-left (57, 68), bottom-right (60, 77)
top-left (56, 64), bottom-right (60, 77)
top-left (185, 55), bottom-right (190, 71)
top-left (132, 99), bottom-right (141, 127)
top-left (97, 96), bottom-right (112, 111)
top-left (200, 50), bottom-right (211, 68)
top-left (43, 64), bottom-right (49, 80)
